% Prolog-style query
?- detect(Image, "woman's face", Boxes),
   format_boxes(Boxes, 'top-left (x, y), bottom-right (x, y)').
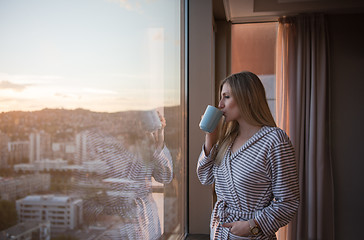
top-left (218, 83), bottom-right (241, 123)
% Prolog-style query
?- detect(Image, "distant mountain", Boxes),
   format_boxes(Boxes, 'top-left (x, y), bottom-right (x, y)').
top-left (0, 106), bottom-right (181, 141)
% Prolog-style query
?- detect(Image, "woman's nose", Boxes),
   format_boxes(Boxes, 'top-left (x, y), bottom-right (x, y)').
top-left (218, 100), bottom-right (224, 109)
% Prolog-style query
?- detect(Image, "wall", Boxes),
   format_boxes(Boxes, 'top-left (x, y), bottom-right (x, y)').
top-left (188, 0), bottom-right (214, 234)
top-left (328, 13), bottom-right (364, 239)
top-left (214, 20), bottom-right (231, 106)
top-left (231, 23), bottom-right (276, 75)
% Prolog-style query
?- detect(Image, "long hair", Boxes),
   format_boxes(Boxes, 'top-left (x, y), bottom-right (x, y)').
top-left (214, 71), bottom-right (276, 164)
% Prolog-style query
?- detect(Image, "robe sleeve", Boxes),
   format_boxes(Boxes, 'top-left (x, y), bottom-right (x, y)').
top-left (255, 140), bottom-right (300, 236)
top-left (152, 145), bottom-right (173, 184)
top-left (196, 144), bottom-right (217, 185)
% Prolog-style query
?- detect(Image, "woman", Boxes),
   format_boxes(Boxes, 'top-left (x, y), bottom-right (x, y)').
top-left (74, 110), bottom-right (172, 240)
top-left (197, 71), bottom-right (299, 239)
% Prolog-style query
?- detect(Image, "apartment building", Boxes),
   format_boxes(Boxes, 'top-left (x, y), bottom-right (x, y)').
top-left (16, 195), bottom-right (83, 233)
top-left (29, 131), bottom-right (52, 163)
top-left (0, 174), bottom-right (50, 201)
top-left (8, 141), bottom-right (29, 165)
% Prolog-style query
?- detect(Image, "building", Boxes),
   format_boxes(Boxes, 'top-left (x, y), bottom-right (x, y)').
top-left (0, 132), bottom-right (9, 167)
top-left (0, 174), bottom-right (50, 201)
top-left (8, 141), bottom-right (29, 165)
top-left (75, 132), bottom-right (88, 165)
top-left (29, 131), bottom-right (52, 163)
top-left (0, 221), bottom-right (50, 240)
top-left (81, 160), bottom-right (107, 174)
top-left (13, 160), bottom-right (105, 173)
top-left (16, 195), bottom-right (83, 233)
top-left (34, 158), bottom-right (68, 171)
top-left (52, 142), bottom-right (76, 161)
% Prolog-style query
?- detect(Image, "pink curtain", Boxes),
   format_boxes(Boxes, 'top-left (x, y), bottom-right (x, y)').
top-left (276, 14), bottom-right (335, 240)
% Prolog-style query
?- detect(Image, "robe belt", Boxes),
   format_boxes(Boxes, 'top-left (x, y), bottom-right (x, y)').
top-left (216, 199), bottom-right (259, 222)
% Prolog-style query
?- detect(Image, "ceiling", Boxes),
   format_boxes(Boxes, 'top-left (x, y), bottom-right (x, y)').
top-left (213, 0), bottom-right (364, 23)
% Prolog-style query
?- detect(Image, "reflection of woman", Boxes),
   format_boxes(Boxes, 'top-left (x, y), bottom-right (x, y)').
top-left (197, 72), bottom-right (299, 239)
top-left (79, 111), bottom-right (173, 240)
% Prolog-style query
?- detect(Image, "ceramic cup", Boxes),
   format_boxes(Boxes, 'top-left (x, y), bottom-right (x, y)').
top-left (199, 105), bottom-right (223, 133)
top-left (140, 110), bottom-right (162, 132)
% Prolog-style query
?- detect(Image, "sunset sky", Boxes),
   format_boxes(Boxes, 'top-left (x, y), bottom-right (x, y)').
top-left (0, 0), bottom-right (181, 113)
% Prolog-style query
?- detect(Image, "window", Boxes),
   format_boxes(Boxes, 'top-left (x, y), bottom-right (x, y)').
top-left (231, 22), bottom-right (278, 119)
top-left (0, 0), bottom-right (185, 239)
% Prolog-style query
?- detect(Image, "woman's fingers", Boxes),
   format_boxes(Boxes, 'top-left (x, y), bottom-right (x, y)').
top-left (222, 221), bottom-right (250, 237)
top-left (157, 111), bottom-right (166, 128)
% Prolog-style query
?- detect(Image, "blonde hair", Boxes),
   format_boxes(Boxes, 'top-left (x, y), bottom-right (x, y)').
top-left (214, 71), bottom-right (276, 164)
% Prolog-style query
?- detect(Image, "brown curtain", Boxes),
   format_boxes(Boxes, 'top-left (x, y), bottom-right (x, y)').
top-left (275, 14), bottom-right (335, 240)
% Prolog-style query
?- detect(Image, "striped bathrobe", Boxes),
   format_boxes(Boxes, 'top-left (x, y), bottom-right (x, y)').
top-left (73, 130), bottom-right (173, 240)
top-left (197, 126), bottom-right (299, 240)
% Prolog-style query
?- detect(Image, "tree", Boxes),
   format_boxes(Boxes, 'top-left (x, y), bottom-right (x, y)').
top-left (0, 200), bottom-right (17, 231)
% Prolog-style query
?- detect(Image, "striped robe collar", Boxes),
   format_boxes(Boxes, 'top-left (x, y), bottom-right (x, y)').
top-left (227, 125), bottom-right (277, 159)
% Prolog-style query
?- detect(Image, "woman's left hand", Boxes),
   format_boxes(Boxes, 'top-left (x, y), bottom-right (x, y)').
top-left (222, 221), bottom-right (250, 237)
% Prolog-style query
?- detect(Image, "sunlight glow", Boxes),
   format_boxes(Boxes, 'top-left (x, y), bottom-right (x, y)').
top-left (0, 0), bottom-right (180, 113)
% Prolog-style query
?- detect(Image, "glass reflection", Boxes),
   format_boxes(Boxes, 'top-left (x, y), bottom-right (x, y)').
top-left (71, 110), bottom-right (173, 239)
top-left (0, 0), bottom-right (183, 239)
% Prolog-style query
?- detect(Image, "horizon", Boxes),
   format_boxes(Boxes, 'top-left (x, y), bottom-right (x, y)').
top-left (0, 105), bottom-right (180, 114)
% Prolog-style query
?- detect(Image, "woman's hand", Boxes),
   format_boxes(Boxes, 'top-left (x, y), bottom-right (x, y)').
top-left (152, 111), bottom-right (166, 150)
top-left (202, 114), bottom-right (221, 155)
top-left (222, 221), bottom-right (250, 237)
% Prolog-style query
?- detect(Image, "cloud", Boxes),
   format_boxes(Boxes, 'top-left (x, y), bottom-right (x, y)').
top-left (54, 92), bottom-right (81, 99)
top-left (83, 88), bottom-right (118, 95)
top-left (0, 81), bottom-right (28, 92)
top-left (0, 72), bottom-right (64, 84)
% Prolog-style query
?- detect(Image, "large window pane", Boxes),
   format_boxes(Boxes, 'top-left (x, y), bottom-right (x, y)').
top-left (231, 22), bottom-right (278, 119)
top-left (0, 0), bottom-right (185, 239)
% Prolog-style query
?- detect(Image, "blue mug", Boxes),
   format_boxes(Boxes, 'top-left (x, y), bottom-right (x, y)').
top-left (140, 110), bottom-right (162, 132)
top-left (199, 105), bottom-right (223, 133)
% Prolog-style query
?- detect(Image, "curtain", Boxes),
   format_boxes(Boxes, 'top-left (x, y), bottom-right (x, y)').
top-left (275, 14), bottom-right (335, 240)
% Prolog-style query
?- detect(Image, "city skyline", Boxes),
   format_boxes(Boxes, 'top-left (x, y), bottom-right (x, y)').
top-left (0, 0), bottom-right (181, 113)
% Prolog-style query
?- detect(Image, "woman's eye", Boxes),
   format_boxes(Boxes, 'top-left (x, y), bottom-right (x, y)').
top-left (220, 95), bottom-right (230, 100)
